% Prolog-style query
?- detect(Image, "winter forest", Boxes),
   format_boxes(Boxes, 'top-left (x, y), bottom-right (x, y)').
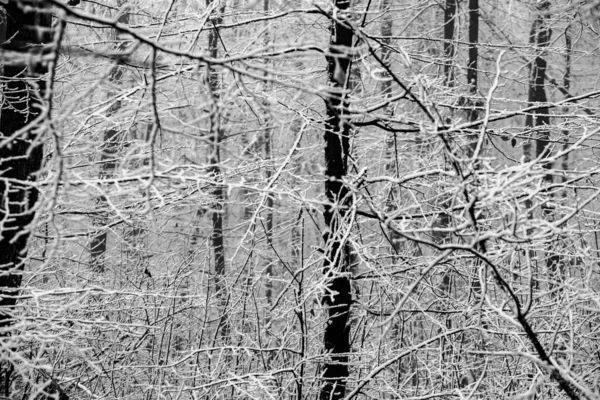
top-left (3, 0), bottom-right (600, 399)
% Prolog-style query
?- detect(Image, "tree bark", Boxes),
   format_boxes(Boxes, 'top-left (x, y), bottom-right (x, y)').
top-left (320, 1), bottom-right (353, 399)
top-left (89, 2), bottom-right (130, 272)
top-left (561, 22), bottom-right (571, 179)
top-left (0, 0), bottom-right (51, 329)
top-left (443, 0), bottom-right (457, 86)
top-left (206, 0), bottom-right (228, 340)
top-left (0, 0), bottom-right (52, 395)
top-left (466, 0), bottom-right (485, 285)
top-left (467, 0), bottom-right (479, 125)
top-left (262, 0), bottom-right (275, 310)
top-left (525, 1), bottom-right (551, 163)
top-left (433, 0), bottom-right (459, 296)
top-left (433, 0), bottom-right (458, 248)
top-left (524, 1), bottom-right (557, 289)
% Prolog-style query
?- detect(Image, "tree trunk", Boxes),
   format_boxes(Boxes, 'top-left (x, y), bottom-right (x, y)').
top-left (206, 0), bottom-right (228, 339)
top-left (551, 14), bottom-right (573, 290)
top-left (0, 0), bottom-right (52, 395)
top-left (89, 2), bottom-right (130, 272)
top-left (380, 0), bottom-right (404, 258)
top-left (262, 0), bottom-right (275, 310)
top-left (466, 0), bottom-right (485, 286)
top-left (561, 23), bottom-right (571, 179)
top-left (435, 0), bottom-right (458, 259)
top-left (531, 10), bottom-right (552, 163)
top-left (467, 0), bottom-right (479, 125)
top-left (524, 1), bottom-right (555, 290)
top-left (263, 137), bottom-right (274, 307)
top-left (320, 1), bottom-right (353, 399)
top-left (525, 2), bottom-right (551, 162)
top-left (443, 0), bottom-right (457, 86)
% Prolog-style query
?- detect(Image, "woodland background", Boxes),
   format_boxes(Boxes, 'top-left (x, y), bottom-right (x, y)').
top-left (1, 0), bottom-right (600, 399)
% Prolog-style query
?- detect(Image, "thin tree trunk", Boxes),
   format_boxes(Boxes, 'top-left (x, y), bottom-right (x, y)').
top-left (525, 2), bottom-right (551, 162)
top-left (435, 0), bottom-right (458, 262)
top-left (466, 0), bottom-right (484, 290)
top-left (561, 23), bottom-right (571, 180)
top-left (531, 9), bottom-right (552, 163)
top-left (519, 6), bottom-right (579, 396)
top-left (549, 16), bottom-right (573, 291)
top-left (206, 0), bottom-right (228, 339)
top-left (380, 0), bottom-right (404, 258)
top-left (262, 0), bottom-right (275, 311)
top-left (0, 0), bottom-right (51, 395)
top-left (524, 1), bottom-right (554, 290)
top-left (89, 2), bottom-right (130, 272)
top-left (467, 0), bottom-right (478, 125)
top-left (432, 5), bottom-right (459, 344)
top-left (551, 22), bottom-right (572, 288)
top-left (263, 142), bottom-right (274, 305)
top-left (443, 0), bottom-right (457, 86)
top-left (320, 1), bottom-right (353, 399)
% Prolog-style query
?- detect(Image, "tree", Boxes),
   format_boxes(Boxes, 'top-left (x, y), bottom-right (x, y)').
top-left (0, 0), bottom-right (52, 325)
top-left (0, 1), bottom-right (55, 397)
top-left (467, 0), bottom-right (479, 126)
top-left (443, 0), bottom-right (456, 86)
top-left (320, 1), bottom-right (354, 398)
top-left (205, 0), bottom-right (228, 341)
top-left (89, 0), bottom-right (130, 272)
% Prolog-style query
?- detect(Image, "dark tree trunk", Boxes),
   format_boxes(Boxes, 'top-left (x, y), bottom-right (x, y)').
top-left (525, 2), bottom-right (551, 162)
top-left (463, 1), bottom-right (489, 381)
top-left (264, 137), bottom-right (274, 306)
top-left (563, 25), bottom-right (571, 99)
top-left (561, 22), bottom-right (571, 176)
top-left (206, 0), bottom-right (228, 339)
top-left (443, 0), bottom-right (457, 86)
top-left (531, 42), bottom-right (551, 163)
top-left (379, 0), bottom-right (392, 101)
top-left (433, 0), bottom-right (458, 247)
top-left (0, 0), bottom-right (51, 330)
top-left (89, 3), bottom-right (130, 272)
top-left (320, 1), bottom-right (353, 399)
top-left (0, 0), bottom-right (52, 395)
top-left (263, 0), bottom-right (275, 309)
top-left (517, 8), bottom-right (580, 397)
top-left (434, 0), bottom-right (460, 289)
top-left (525, 2), bottom-right (558, 289)
top-left (466, 0), bottom-right (484, 279)
top-left (467, 0), bottom-right (479, 125)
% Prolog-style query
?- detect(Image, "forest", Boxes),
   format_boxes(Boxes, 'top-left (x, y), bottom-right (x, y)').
top-left (1, 0), bottom-right (600, 399)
